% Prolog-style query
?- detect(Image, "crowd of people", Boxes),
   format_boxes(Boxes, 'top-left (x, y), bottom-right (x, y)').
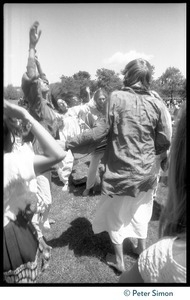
top-left (3, 21), bottom-right (186, 284)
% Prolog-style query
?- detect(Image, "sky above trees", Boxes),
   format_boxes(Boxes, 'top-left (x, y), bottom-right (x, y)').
top-left (4, 3), bottom-right (186, 87)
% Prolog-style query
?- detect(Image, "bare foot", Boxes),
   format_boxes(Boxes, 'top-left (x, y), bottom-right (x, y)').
top-left (39, 238), bottom-right (52, 272)
top-left (106, 253), bottom-right (125, 273)
top-left (39, 237), bottom-right (52, 259)
top-left (62, 183), bottom-right (68, 192)
top-left (41, 257), bottom-right (50, 272)
top-left (43, 245), bottom-right (52, 260)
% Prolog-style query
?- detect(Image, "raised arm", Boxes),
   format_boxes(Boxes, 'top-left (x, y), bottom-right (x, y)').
top-left (4, 100), bottom-right (66, 175)
top-left (86, 86), bottom-right (91, 102)
top-left (22, 21), bottom-right (56, 124)
top-left (27, 21), bottom-right (42, 79)
top-left (34, 54), bottom-right (48, 81)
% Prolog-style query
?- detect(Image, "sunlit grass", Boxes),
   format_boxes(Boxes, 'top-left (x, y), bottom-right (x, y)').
top-left (36, 176), bottom-right (168, 284)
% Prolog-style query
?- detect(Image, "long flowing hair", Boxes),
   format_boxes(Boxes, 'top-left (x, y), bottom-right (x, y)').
top-left (159, 102), bottom-right (186, 238)
top-left (93, 88), bottom-right (108, 113)
top-left (122, 58), bottom-right (153, 90)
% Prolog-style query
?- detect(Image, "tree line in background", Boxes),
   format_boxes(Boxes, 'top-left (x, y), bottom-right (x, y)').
top-left (4, 66), bottom-right (186, 107)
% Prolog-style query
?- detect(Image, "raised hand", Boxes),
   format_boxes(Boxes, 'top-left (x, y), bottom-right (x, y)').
top-left (29, 21), bottom-right (42, 48)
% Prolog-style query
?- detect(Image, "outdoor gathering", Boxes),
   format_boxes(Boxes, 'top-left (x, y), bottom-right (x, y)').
top-left (3, 3), bottom-right (186, 291)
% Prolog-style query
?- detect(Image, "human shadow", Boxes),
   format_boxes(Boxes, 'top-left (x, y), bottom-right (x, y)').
top-left (48, 217), bottom-right (139, 275)
top-left (69, 186), bottom-right (102, 197)
top-left (48, 217), bottom-right (112, 259)
top-left (67, 182), bottom-right (86, 196)
top-left (51, 175), bottom-right (64, 187)
top-left (68, 179), bottom-right (102, 197)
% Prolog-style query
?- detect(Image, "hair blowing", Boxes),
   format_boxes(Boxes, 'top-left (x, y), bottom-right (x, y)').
top-left (159, 102), bottom-right (186, 238)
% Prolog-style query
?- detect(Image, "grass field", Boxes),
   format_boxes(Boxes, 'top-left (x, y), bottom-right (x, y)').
top-left (6, 99), bottom-right (169, 284)
top-left (36, 175), bottom-right (168, 284)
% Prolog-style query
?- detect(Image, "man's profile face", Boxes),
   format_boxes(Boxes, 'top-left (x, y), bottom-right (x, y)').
top-left (39, 78), bottom-right (50, 93)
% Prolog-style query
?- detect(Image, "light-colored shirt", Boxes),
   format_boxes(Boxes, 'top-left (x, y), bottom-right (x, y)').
top-left (138, 236), bottom-right (186, 283)
top-left (4, 143), bottom-right (37, 226)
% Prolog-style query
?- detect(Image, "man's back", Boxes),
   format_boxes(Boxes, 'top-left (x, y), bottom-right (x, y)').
top-left (102, 88), bottom-right (171, 197)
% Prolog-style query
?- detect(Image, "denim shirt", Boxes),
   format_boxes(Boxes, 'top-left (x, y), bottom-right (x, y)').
top-left (67, 87), bottom-right (171, 197)
top-left (22, 69), bottom-right (61, 156)
top-left (21, 72), bottom-right (59, 140)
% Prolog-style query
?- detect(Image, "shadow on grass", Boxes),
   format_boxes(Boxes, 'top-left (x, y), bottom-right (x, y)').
top-left (49, 217), bottom-right (112, 259)
top-left (68, 183), bottom-right (86, 196)
top-left (51, 176), bottom-right (64, 187)
top-left (48, 217), bottom-right (138, 275)
top-left (68, 182), bottom-right (102, 197)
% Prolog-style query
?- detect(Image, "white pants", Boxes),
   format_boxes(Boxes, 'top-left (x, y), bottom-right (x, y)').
top-left (32, 171), bottom-right (52, 239)
top-left (56, 149), bottom-right (74, 184)
top-left (86, 151), bottom-right (104, 190)
top-left (92, 190), bottom-right (154, 245)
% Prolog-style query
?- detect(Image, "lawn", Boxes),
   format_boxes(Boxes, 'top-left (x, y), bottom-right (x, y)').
top-left (36, 165), bottom-right (168, 284)
top-left (6, 99), bottom-right (169, 284)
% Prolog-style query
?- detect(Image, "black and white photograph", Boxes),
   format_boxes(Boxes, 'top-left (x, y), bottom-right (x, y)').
top-left (3, 2), bottom-right (187, 297)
